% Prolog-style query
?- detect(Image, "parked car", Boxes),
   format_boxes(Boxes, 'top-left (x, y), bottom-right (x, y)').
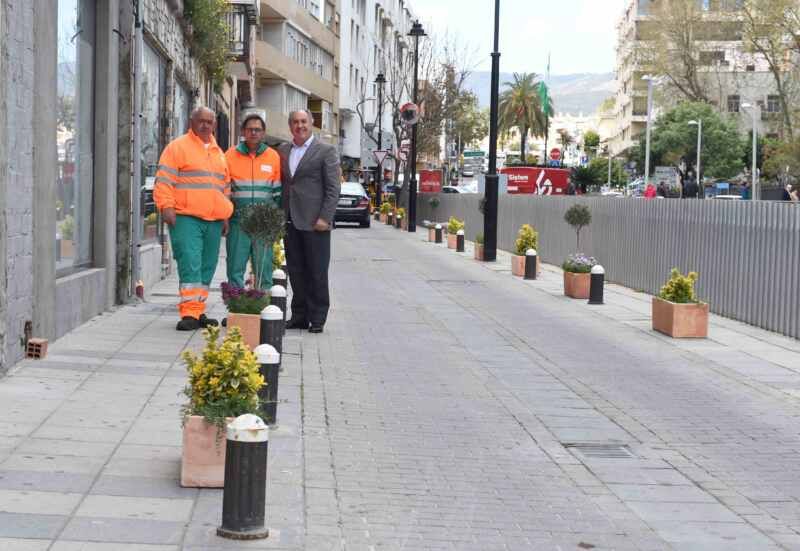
top-left (441, 185), bottom-right (466, 194)
top-left (335, 182), bottom-right (371, 227)
top-left (461, 169), bottom-right (475, 177)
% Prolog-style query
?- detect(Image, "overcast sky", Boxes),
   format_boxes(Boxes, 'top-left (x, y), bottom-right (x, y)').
top-left (413, 0), bottom-right (629, 75)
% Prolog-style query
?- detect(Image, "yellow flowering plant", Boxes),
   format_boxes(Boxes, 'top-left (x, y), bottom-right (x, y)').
top-left (181, 326), bottom-right (265, 433)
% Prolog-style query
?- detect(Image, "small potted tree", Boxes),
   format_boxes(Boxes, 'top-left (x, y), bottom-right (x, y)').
top-left (396, 207), bottom-right (406, 229)
top-left (379, 201), bottom-right (391, 223)
top-left (181, 326), bottom-right (264, 487)
top-left (561, 254), bottom-right (597, 299)
top-left (564, 204), bottom-right (591, 250)
top-left (511, 224), bottom-right (539, 276)
top-left (447, 217), bottom-right (464, 249)
top-left (652, 268), bottom-right (709, 338)
top-left (474, 233), bottom-right (484, 260)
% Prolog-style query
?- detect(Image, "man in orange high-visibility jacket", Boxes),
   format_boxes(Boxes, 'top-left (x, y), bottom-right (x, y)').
top-left (154, 106), bottom-right (233, 331)
top-left (225, 111), bottom-right (282, 291)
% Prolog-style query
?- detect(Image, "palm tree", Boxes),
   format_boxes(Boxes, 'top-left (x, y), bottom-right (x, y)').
top-left (498, 73), bottom-right (548, 163)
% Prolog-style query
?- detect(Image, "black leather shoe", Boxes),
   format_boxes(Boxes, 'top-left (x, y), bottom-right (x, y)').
top-left (221, 317), bottom-right (227, 327)
top-left (176, 316), bottom-right (200, 331)
top-left (286, 319), bottom-right (309, 330)
top-left (309, 324), bottom-right (324, 334)
top-left (199, 314), bottom-right (219, 328)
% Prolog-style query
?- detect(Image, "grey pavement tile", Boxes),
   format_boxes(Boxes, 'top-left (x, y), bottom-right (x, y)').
top-left (0, 512), bottom-right (68, 539)
top-left (15, 439), bottom-right (117, 458)
top-left (0, 470), bottom-right (96, 493)
top-left (31, 425), bottom-right (127, 443)
top-left (0, 538), bottom-right (52, 551)
top-left (51, 543), bottom-right (178, 551)
top-left (0, 489), bottom-right (83, 515)
top-left (1, 453), bottom-right (107, 475)
top-left (90, 475), bottom-right (198, 499)
top-left (75, 495), bottom-right (194, 522)
top-left (59, 517), bottom-right (185, 545)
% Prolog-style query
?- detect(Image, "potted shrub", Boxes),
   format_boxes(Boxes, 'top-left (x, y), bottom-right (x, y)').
top-left (428, 195), bottom-right (440, 222)
top-left (396, 207), bottom-right (406, 229)
top-left (652, 268), bottom-right (709, 338)
top-left (379, 201), bottom-right (391, 223)
top-left (561, 254), bottom-right (597, 299)
top-left (240, 202), bottom-right (285, 290)
top-left (221, 283), bottom-right (270, 350)
top-left (511, 224), bottom-right (539, 276)
top-left (144, 212), bottom-right (158, 240)
top-left (58, 215), bottom-right (75, 258)
top-left (180, 326), bottom-right (264, 487)
top-left (564, 204), bottom-right (591, 250)
top-left (474, 233), bottom-right (485, 260)
top-left (446, 217), bottom-right (464, 249)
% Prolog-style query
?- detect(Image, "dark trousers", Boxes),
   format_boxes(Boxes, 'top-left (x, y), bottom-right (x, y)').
top-left (285, 223), bottom-right (331, 326)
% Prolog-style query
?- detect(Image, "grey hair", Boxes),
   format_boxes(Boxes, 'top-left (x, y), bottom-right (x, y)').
top-left (288, 109), bottom-right (314, 124)
top-left (190, 106), bottom-right (215, 120)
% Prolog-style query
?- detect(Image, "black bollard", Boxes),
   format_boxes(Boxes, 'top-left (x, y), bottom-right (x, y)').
top-left (269, 285), bottom-right (287, 331)
top-left (254, 344), bottom-right (281, 425)
top-left (259, 305), bottom-right (283, 361)
top-left (272, 269), bottom-right (286, 290)
top-left (217, 414), bottom-right (269, 540)
top-left (387, 211), bottom-right (394, 225)
top-left (396, 214), bottom-right (402, 229)
top-left (435, 224), bottom-right (443, 244)
top-left (524, 248), bottom-right (537, 280)
top-left (456, 229), bottom-right (465, 252)
top-left (374, 210), bottom-right (380, 221)
top-left (588, 265), bottom-right (605, 305)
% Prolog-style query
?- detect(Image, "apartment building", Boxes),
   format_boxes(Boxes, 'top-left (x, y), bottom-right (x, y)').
top-left (254, 0), bottom-right (340, 145)
top-left (339, 0), bottom-right (415, 179)
top-left (609, 0), bottom-right (781, 156)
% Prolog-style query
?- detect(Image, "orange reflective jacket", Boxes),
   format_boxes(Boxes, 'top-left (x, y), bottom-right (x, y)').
top-left (225, 143), bottom-right (282, 220)
top-left (154, 130), bottom-right (233, 221)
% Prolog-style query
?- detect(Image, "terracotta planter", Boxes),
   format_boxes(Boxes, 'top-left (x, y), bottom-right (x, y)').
top-left (563, 272), bottom-right (591, 299)
top-left (144, 224), bottom-right (158, 240)
top-left (447, 233), bottom-right (458, 249)
top-left (60, 239), bottom-right (74, 259)
top-left (380, 214), bottom-right (387, 223)
top-left (401, 218), bottom-right (408, 230)
top-left (511, 254), bottom-right (541, 277)
top-left (474, 244), bottom-right (484, 260)
top-left (181, 415), bottom-right (231, 487)
top-left (227, 312), bottom-right (261, 351)
top-left (652, 297), bottom-right (709, 338)
top-left (428, 227), bottom-right (436, 242)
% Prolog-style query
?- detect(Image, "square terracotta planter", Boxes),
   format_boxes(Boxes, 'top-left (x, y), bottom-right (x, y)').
top-left (474, 244), bottom-right (484, 260)
top-left (428, 227), bottom-right (436, 242)
top-left (447, 233), bottom-right (458, 249)
top-left (227, 312), bottom-right (261, 351)
top-left (652, 297), bottom-right (709, 338)
top-left (380, 214), bottom-right (387, 223)
top-left (511, 254), bottom-right (541, 277)
top-left (563, 272), bottom-right (591, 299)
top-left (60, 239), bottom-right (74, 259)
top-left (181, 415), bottom-right (230, 487)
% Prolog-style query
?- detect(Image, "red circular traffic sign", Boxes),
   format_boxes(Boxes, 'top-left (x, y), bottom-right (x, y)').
top-left (550, 148), bottom-right (561, 161)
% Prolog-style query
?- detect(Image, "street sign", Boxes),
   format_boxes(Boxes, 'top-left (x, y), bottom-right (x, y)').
top-left (373, 150), bottom-right (389, 165)
top-left (550, 148), bottom-right (561, 161)
top-left (400, 139), bottom-right (411, 152)
top-left (399, 102), bottom-right (420, 126)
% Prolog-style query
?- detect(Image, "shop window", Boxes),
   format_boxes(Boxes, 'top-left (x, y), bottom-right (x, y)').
top-left (140, 42), bottom-right (167, 242)
top-left (56, 0), bottom-right (95, 274)
top-left (173, 83), bottom-right (191, 137)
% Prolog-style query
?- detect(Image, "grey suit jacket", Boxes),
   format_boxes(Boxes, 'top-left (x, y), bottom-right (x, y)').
top-left (278, 138), bottom-right (341, 231)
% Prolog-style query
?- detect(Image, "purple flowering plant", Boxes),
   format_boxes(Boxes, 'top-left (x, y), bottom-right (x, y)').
top-left (562, 253), bottom-right (597, 274)
top-left (221, 282), bottom-right (270, 314)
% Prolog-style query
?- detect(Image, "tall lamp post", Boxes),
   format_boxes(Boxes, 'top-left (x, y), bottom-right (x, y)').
top-left (741, 102), bottom-right (759, 200)
top-left (688, 119), bottom-right (702, 198)
top-left (374, 73), bottom-right (386, 209)
top-left (407, 21), bottom-right (426, 232)
top-left (642, 75), bottom-right (659, 190)
top-left (483, 0), bottom-right (501, 261)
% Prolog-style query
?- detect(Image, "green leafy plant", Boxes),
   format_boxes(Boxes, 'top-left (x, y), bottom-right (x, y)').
top-left (181, 326), bottom-right (264, 433)
top-left (272, 241), bottom-right (284, 271)
top-left (475, 232), bottom-right (484, 245)
top-left (145, 212), bottom-right (158, 225)
top-left (380, 202), bottom-right (392, 215)
top-left (564, 204), bottom-right (592, 249)
top-left (396, 207), bottom-right (406, 219)
top-left (183, 0), bottom-right (231, 90)
top-left (447, 216), bottom-right (465, 234)
top-left (514, 224), bottom-right (538, 256)
top-left (658, 268), bottom-right (700, 304)
top-left (220, 282), bottom-right (270, 314)
top-left (240, 203), bottom-right (285, 289)
top-left (58, 215), bottom-right (74, 240)
top-left (428, 196), bottom-right (440, 210)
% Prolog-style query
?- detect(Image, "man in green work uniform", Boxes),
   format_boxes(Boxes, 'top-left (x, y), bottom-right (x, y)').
top-left (225, 111), bottom-right (283, 290)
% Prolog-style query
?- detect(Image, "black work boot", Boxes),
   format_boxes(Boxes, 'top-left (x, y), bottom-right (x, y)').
top-left (199, 314), bottom-right (219, 328)
top-left (176, 316), bottom-right (200, 331)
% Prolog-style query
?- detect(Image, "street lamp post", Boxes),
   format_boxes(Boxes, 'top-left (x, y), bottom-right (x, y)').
top-left (642, 75), bottom-right (658, 189)
top-left (374, 73), bottom-right (386, 209)
top-left (407, 21), bottom-right (426, 232)
top-left (688, 119), bottom-right (702, 199)
top-left (483, 0), bottom-right (501, 261)
top-left (741, 102), bottom-right (759, 200)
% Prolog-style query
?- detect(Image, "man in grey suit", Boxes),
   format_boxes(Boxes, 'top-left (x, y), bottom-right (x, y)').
top-left (278, 110), bottom-right (340, 333)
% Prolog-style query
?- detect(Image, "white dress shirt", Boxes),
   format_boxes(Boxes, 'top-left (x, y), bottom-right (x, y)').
top-left (289, 135), bottom-right (314, 177)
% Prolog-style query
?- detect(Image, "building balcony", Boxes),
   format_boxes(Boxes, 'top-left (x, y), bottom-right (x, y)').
top-left (260, 0), bottom-right (337, 54)
top-left (254, 39), bottom-right (337, 104)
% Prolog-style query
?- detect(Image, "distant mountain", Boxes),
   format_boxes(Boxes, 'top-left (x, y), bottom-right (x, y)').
top-left (464, 72), bottom-right (616, 116)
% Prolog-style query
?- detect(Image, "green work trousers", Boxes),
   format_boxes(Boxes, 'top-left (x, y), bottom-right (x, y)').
top-left (169, 215), bottom-right (223, 319)
top-left (226, 219), bottom-right (274, 289)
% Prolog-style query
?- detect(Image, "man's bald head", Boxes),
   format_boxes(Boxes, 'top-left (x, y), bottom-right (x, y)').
top-left (190, 106), bottom-right (216, 143)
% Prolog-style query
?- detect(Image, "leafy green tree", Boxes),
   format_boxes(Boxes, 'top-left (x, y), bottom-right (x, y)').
top-left (635, 102), bottom-right (745, 180)
top-left (452, 93), bottom-right (489, 150)
top-left (588, 157), bottom-right (626, 187)
top-left (184, 0), bottom-right (230, 89)
top-left (583, 130), bottom-right (600, 156)
top-left (763, 137), bottom-right (800, 181)
top-left (498, 73), bottom-right (547, 163)
top-left (570, 166), bottom-right (596, 194)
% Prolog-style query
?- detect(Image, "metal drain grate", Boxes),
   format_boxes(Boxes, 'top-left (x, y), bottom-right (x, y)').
top-left (564, 443), bottom-right (635, 460)
top-left (426, 279), bottom-right (484, 286)
top-left (371, 257), bottom-right (394, 262)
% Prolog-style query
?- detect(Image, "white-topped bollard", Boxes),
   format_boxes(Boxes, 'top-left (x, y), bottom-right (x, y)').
top-left (435, 224), bottom-right (443, 244)
top-left (254, 344), bottom-right (281, 425)
top-left (269, 285), bottom-right (287, 329)
top-left (456, 229), bottom-right (465, 252)
top-left (524, 248), bottom-right (538, 280)
top-left (589, 264), bottom-right (605, 305)
top-left (395, 213), bottom-right (403, 229)
top-left (217, 414), bottom-right (269, 540)
top-left (272, 269), bottom-right (286, 290)
top-left (260, 306), bottom-right (283, 361)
